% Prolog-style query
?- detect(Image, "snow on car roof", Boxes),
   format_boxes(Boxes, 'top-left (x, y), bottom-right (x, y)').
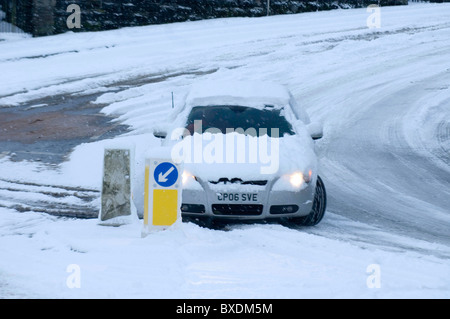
top-left (185, 80), bottom-right (291, 109)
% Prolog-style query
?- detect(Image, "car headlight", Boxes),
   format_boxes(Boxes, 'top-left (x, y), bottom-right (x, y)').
top-left (182, 171), bottom-right (196, 185)
top-left (182, 171), bottom-right (202, 190)
top-left (272, 170), bottom-right (313, 191)
top-left (289, 172), bottom-right (304, 187)
top-left (289, 170), bottom-right (312, 188)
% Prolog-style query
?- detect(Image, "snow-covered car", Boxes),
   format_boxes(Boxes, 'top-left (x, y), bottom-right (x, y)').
top-left (156, 80), bottom-right (326, 226)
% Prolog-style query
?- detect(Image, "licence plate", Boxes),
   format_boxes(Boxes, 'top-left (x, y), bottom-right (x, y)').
top-left (217, 193), bottom-right (258, 202)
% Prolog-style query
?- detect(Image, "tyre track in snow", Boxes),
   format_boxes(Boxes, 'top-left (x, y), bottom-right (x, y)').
top-left (0, 178), bottom-right (99, 218)
top-left (318, 65), bottom-right (450, 246)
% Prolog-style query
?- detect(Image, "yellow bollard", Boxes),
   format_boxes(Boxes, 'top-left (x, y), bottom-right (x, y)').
top-left (142, 158), bottom-right (182, 236)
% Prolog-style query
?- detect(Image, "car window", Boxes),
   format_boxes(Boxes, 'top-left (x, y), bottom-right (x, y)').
top-left (185, 105), bottom-right (294, 137)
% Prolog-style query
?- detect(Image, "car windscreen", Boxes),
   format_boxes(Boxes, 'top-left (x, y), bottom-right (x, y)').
top-left (185, 105), bottom-right (294, 138)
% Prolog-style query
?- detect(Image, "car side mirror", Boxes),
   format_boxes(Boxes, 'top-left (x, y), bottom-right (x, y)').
top-left (306, 122), bottom-right (323, 140)
top-left (153, 130), bottom-right (167, 139)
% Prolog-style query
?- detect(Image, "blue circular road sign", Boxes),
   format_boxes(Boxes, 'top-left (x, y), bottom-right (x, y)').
top-left (154, 162), bottom-right (178, 187)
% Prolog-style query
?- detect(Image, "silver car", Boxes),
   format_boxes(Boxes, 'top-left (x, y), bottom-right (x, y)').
top-left (157, 81), bottom-right (326, 227)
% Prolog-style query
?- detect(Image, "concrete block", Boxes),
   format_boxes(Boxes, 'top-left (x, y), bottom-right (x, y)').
top-left (99, 148), bottom-right (137, 226)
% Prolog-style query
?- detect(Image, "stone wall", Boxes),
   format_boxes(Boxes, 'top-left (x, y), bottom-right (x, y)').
top-left (1, 0), bottom-right (409, 36)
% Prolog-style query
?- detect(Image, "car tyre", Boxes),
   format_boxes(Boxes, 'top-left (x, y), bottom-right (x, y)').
top-left (290, 175), bottom-right (327, 226)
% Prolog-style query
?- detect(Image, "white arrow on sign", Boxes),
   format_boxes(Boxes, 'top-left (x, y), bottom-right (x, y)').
top-left (158, 166), bottom-right (175, 183)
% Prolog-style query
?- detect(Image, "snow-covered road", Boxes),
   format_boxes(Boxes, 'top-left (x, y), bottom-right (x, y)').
top-left (320, 68), bottom-right (450, 246)
top-left (0, 3), bottom-right (449, 298)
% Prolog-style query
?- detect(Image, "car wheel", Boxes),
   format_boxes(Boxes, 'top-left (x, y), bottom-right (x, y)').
top-left (290, 175), bottom-right (327, 226)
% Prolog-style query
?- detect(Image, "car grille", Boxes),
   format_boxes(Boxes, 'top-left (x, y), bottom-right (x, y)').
top-left (212, 204), bottom-right (263, 216)
top-left (209, 178), bottom-right (267, 186)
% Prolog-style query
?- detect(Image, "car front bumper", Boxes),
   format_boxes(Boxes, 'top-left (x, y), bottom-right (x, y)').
top-left (181, 176), bottom-right (315, 220)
